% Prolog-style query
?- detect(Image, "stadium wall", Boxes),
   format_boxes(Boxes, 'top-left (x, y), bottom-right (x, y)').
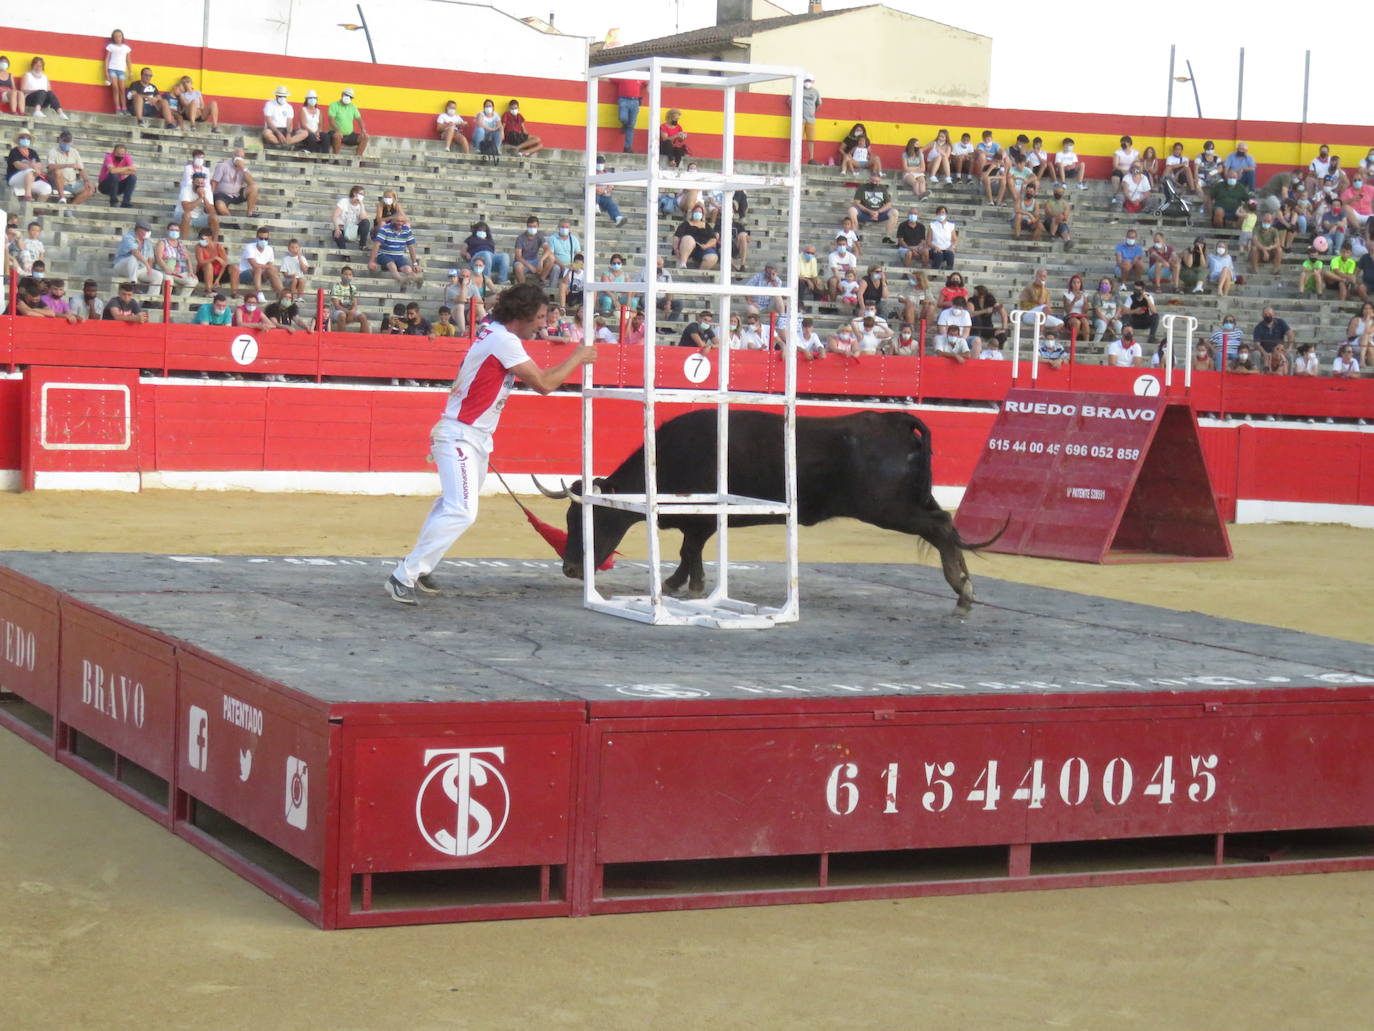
top-left (3, 26), bottom-right (1371, 179)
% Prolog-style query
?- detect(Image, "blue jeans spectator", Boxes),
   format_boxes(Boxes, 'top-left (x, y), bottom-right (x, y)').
top-left (469, 249), bottom-right (511, 283)
top-left (597, 192), bottom-right (623, 223)
top-left (618, 97), bottom-right (640, 152)
top-left (929, 248), bottom-right (955, 270)
top-left (98, 173), bottom-right (137, 208)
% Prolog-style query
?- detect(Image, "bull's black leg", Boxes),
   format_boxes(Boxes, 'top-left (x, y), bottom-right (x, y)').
top-left (663, 525), bottom-right (712, 599)
top-left (914, 499), bottom-right (976, 612)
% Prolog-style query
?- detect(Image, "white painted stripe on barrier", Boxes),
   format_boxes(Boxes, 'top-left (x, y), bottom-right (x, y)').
top-left (1234, 499), bottom-right (1374, 529)
top-left (39, 383), bottom-right (132, 451)
top-left (33, 471), bottom-right (140, 492)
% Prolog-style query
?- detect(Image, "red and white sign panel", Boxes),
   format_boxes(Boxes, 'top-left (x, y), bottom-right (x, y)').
top-left (0, 569), bottom-right (61, 716)
top-left (955, 389), bottom-right (1230, 562)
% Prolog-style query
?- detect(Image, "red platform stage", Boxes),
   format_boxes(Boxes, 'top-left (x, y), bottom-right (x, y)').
top-left (3, 552), bottom-right (1373, 928)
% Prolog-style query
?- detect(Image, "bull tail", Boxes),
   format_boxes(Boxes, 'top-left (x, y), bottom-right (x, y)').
top-left (907, 413), bottom-right (1008, 553)
top-left (953, 513), bottom-right (1011, 552)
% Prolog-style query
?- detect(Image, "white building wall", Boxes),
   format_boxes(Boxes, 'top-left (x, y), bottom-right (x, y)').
top-left (2, 0), bottom-right (587, 80)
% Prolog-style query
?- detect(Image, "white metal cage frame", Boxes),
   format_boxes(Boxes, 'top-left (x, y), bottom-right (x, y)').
top-left (578, 55), bottom-right (807, 629)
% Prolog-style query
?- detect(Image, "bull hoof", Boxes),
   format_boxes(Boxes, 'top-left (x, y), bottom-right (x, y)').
top-left (662, 581), bottom-right (687, 599)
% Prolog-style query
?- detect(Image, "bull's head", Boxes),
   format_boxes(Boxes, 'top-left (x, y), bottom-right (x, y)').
top-left (532, 476), bottom-right (627, 580)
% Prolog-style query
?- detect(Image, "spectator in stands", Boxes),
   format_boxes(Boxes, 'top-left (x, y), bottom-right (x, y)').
top-left (1139, 146), bottom-right (1160, 180)
top-left (825, 235), bottom-right (858, 298)
top-left (1116, 165), bottom-right (1153, 217)
top-left (1011, 180), bottom-right (1040, 239)
top-left (798, 244), bottom-right (825, 300)
top-left (593, 156), bottom-right (628, 226)
top-left (1124, 282), bottom-right (1160, 344)
top-left (896, 208), bottom-right (928, 269)
top-left (297, 90), bottom-right (327, 152)
top-left (1292, 341), bottom-right (1319, 376)
top-left (332, 185), bottom-right (370, 254)
top-left (437, 100), bottom-right (469, 153)
top-left (1265, 341), bottom-right (1291, 376)
top-left (104, 31), bottom-right (132, 114)
top-left (195, 231), bottom-right (227, 296)
top-left (1208, 169), bottom-right (1250, 229)
top-left (1028, 137), bottom-right (1052, 181)
top-left (849, 171), bottom-right (898, 243)
top-left (1253, 306), bottom-right (1294, 368)
top-left (19, 221), bottom-right (45, 273)
top-left (21, 57), bottom-right (66, 119)
top-left (4, 225), bottom-right (27, 278)
top-left (744, 264), bottom-right (784, 317)
top-left (1053, 137), bottom-right (1086, 189)
top-left (1316, 201), bottom-right (1348, 255)
top-left (125, 67), bottom-right (176, 128)
top-left (859, 268), bottom-right (895, 321)
top-left (1107, 327), bottom-right (1143, 367)
top-left (1357, 302), bottom-right (1374, 369)
top-left (502, 99), bottom-right (543, 157)
top-left (1147, 232), bottom-right (1180, 292)
top-left (673, 205), bottom-right (719, 270)
top-left (1191, 340), bottom-right (1215, 371)
top-left (548, 219), bottom-right (581, 285)
top-left (950, 133), bottom-right (975, 182)
top-left (973, 130), bottom-right (1002, 179)
top-left (400, 301), bottom-right (431, 337)
top-left (1323, 241), bottom-right (1360, 301)
top-left (1061, 274), bottom-right (1090, 341)
top-left (660, 109), bottom-right (689, 168)
top-left (45, 131), bottom-right (93, 205)
top-left (371, 214), bottom-right (423, 291)
top-left (71, 280), bottom-right (104, 321)
top-left (443, 270), bottom-right (470, 333)
top-left (37, 279), bottom-right (78, 323)
top-left (279, 239), bottom-right (312, 295)
top-left (834, 214), bottom-right (862, 257)
top-left (969, 284), bottom-right (1005, 342)
top-left (1205, 240), bottom-right (1237, 296)
top-left (13, 277), bottom-right (48, 317)
top-left (232, 226), bottom-right (283, 299)
top-left (0, 57), bottom-right (22, 115)
top-left (881, 323), bottom-right (917, 356)
top-left (597, 254), bottom-right (635, 316)
top-left (937, 271), bottom-right (968, 310)
top-left (433, 306), bottom-right (458, 338)
top-left (192, 292), bottom-right (233, 326)
top-left (679, 310), bottom-right (716, 350)
top-left (113, 219), bottom-right (164, 291)
top-left (1298, 245), bottom-right (1327, 297)
top-left (979, 143), bottom-right (1007, 205)
top-left (1210, 314), bottom-right (1244, 366)
top-left (1195, 141), bottom-right (1223, 190)
top-left (7, 131), bottom-right (52, 201)
top-left (900, 138), bottom-right (928, 198)
top-left (461, 220), bottom-right (510, 283)
top-left (329, 266), bottom-right (368, 333)
top-left (382, 302), bottom-right (407, 336)
top-left (1111, 136), bottom-right (1139, 184)
top-left (1115, 229), bottom-right (1147, 283)
top-left (838, 123), bottom-right (876, 173)
top-left (557, 253), bottom-right (584, 311)
top-left (512, 216), bottom-right (554, 285)
top-left (1341, 171), bottom-right (1374, 233)
top-left (472, 99), bottom-right (502, 155)
top-left (933, 297), bottom-right (973, 362)
top-left (926, 129), bottom-right (953, 184)
top-left (178, 166), bottom-right (219, 240)
top-left (97, 142), bottom-right (137, 208)
top-left (927, 206), bottom-right (957, 269)
top-left (211, 149), bottom-right (258, 219)
top-left (373, 189), bottom-right (404, 237)
top-left (1229, 341), bottom-right (1258, 374)
top-left (155, 221), bottom-right (198, 293)
top-left (1091, 278), bottom-right (1121, 342)
top-left (329, 88), bottom-right (369, 156)
top-left (234, 293), bottom-right (278, 332)
top-left (794, 317), bottom-right (825, 359)
top-left (1224, 143), bottom-right (1257, 190)
top-left (1249, 213), bottom-right (1285, 273)
top-left (1308, 145), bottom-right (1334, 193)
top-left (1017, 269), bottom-right (1065, 332)
top-left (104, 283), bottom-right (147, 323)
top-left (1163, 142), bottom-right (1197, 193)
top-left (1039, 184), bottom-right (1073, 250)
top-left (836, 269), bottom-right (863, 316)
top-left (170, 76), bottom-right (221, 133)
top-left (262, 86), bottom-right (303, 146)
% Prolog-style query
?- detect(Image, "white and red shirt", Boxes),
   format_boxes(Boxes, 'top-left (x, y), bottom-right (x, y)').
top-left (442, 320), bottom-right (531, 447)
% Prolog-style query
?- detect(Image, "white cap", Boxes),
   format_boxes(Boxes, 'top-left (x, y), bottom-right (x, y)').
top-left (305, 88), bottom-right (318, 100)
top-left (342, 87), bottom-right (355, 98)
top-left (274, 86), bottom-right (288, 98)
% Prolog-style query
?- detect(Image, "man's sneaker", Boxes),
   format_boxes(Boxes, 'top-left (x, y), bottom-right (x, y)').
top-left (384, 574), bottom-right (417, 606)
top-left (416, 573), bottom-right (440, 594)
top-left (614, 215), bottom-right (627, 227)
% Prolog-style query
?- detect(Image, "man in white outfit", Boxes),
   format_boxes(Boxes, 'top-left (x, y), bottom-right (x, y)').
top-left (386, 283), bottom-right (596, 605)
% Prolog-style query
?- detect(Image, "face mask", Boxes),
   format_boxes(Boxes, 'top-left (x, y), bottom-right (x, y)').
top-left (701, 321), bottom-right (712, 329)
top-left (446, 106), bottom-right (456, 115)
top-left (527, 226), bottom-right (538, 235)
top-left (341, 97), bottom-right (352, 105)
top-left (192, 157), bottom-right (205, 168)
top-left (1227, 178), bottom-right (1238, 186)
top-left (1100, 284), bottom-right (1111, 293)
top-left (256, 240), bottom-right (268, 249)
top-left (1216, 247), bottom-right (1226, 255)
top-left (907, 214), bottom-right (918, 223)
top-left (1263, 315), bottom-right (1274, 323)
top-left (936, 214), bottom-right (947, 223)
top-left (245, 303), bottom-right (257, 311)
top-left (168, 229), bottom-right (180, 240)
top-left (484, 105), bottom-right (494, 114)
top-left (0, 61), bottom-right (8, 71)
top-left (596, 163), bottom-right (605, 171)
top-left (58, 143), bottom-right (69, 152)
top-left (1126, 237), bottom-right (1137, 246)
top-left (1357, 181), bottom-right (1366, 189)
top-left (559, 227), bottom-right (570, 237)
top-left (473, 265), bottom-right (485, 274)
top-left (691, 213), bottom-right (703, 221)
top-left (838, 246), bottom-right (848, 254)
top-left (306, 99), bottom-right (317, 107)
top-left (476, 230), bottom-right (487, 239)
top-left (1224, 322), bottom-right (1235, 330)
top-left (199, 238), bottom-right (209, 247)
top-left (18, 137), bottom-right (30, 148)
top-left (1238, 351), bottom-right (1249, 361)
top-left (610, 263), bottom-right (622, 271)
top-left (1154, 242), bottom-right (1165, 250)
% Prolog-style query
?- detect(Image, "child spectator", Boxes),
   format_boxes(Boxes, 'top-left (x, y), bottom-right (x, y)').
top-left (1053, 138), bottom-right (1086, 189)
top-left (559, 254), bottom-right (585, 310)
top-left (195, 231), bottom-right (228, 295)
top-left (328, 266), bottom-right (369, 333)
top-left (501, 99), bottom-right (543, 156)
top-left (279, 239), bottom-right (312, 295)
top-left (797, 317), bottom-right (825, 359)
top-left (433, 306), bottom-right (458, 337)
top-left (837, 269), bottom-right (863, 316)
top-left (234, 294), bottom-right (278, 332)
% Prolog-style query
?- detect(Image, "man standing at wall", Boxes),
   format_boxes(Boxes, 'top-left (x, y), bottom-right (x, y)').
top-left (385, 283), bottom-right (597, 606)
top-left (785, 76), bottom-right (821, 164)
top-left (613, 77), bottom-right (642, 153)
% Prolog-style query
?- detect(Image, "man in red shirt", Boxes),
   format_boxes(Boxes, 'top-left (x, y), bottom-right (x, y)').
top-left (613, 77), bottom-right (643, 153)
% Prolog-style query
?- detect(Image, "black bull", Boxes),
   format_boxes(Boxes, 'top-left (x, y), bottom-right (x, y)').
top-left (539, 409), bottom-right (1003, 612)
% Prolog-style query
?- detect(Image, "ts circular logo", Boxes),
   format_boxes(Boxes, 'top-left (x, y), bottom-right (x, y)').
top-left (231, 334), bottom-right (259, 366)
top-left (1132, 374), bottom-right (1161, 396)
top-left (615, 684), bottom-right (711, 699)
top-left (415, 747), bottom-right (510, 857)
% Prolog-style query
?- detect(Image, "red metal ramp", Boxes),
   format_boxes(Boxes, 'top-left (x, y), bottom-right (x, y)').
top-left (955, 389), bottom-right (1231, 563)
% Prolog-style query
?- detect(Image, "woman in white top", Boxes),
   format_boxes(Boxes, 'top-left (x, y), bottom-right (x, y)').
top-left (1333, 343), bottom-right (1360, 378)
top-left (926, 129), bottom-right (952, 184)
top-left (21, 56), bottom-right (65, 118)
top-left (1062, 274), bottom-right (1090, 342)
top-left (331, 185), bottom-right (370, 252)
top-left (105, 30), bottom-right (131, 115)
top-left (726, 314), bottom-right (744, 350)
top-left (437, 101), bottom-right (469, 153)
top-left (472, 99), bottom-right (502, 152)
top-left (297, 90), bottom-right (327, 152)
top-left (1292, 342), bottom-right (1320, 376)
top-left (1347, 301), bottom-right (1374, 367)
top-left (900, 138), bottom-right (927, 198)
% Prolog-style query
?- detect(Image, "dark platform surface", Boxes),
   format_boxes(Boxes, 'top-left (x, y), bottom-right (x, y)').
top-left (3, 551), bottom-right (1372, 705)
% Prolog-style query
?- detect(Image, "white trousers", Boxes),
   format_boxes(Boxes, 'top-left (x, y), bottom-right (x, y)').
top-left (1021, 306), bottom-right (1065, 329)
top-left (395, 421), bottom-right (487, 587)
top-left (113, 256), bottom-right (165, 288)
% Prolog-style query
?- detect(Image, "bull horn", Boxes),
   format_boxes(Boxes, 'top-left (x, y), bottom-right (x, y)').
top-left (531, 476), bottom-right (570, 500)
